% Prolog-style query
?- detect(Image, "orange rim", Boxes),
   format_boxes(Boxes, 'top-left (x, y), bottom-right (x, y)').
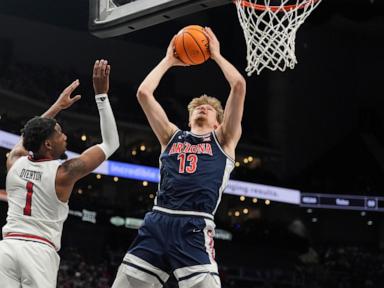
top-left (235, 0), bottom-right (319, 12)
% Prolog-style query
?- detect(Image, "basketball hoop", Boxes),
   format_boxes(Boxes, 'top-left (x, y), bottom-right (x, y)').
top-left (234, 0), bottom-right (322, 75)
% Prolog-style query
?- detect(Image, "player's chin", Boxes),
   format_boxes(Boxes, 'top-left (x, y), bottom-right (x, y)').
top-left (60, 152), bottom-right (68, 160)
top-left (60, 145), bottom-right (68, 160)
top-left (195, 115), bottom-right (207, 121)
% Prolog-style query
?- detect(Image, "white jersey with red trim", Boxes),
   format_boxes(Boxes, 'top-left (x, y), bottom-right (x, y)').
top-left (2, 156), bottom-right (68, 250)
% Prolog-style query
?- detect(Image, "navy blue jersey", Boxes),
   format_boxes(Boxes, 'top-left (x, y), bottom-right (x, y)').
top-left (154, 130), bottom-right (235, 218)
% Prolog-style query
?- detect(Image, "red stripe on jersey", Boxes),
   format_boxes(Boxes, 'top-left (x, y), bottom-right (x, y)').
top-left (27, 156), bottom-right (53, 162)
top-left (5, 233), bottom-right (56, 250)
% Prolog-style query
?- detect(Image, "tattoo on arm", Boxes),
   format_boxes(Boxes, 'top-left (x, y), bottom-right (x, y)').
top-left (62, 158), bottom-right (87, 179)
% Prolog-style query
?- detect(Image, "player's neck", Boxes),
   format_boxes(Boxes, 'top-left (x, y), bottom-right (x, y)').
top-left (190, 125), bottom-right (214, 135)
top-left (34, 150), bottom-right (54, 161)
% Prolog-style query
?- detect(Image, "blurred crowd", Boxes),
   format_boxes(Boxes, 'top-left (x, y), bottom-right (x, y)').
top-left (56, 245), bottom-right (384, 288)
top-left (0, 61), bottom-right (144, 124)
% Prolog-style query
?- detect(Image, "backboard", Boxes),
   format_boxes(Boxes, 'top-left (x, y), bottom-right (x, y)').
top-left (89, 0), bottom-right (231, 38)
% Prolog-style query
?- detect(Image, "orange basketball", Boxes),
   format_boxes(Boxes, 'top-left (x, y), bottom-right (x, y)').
top-left (174, 25), bottom-right (210, 65)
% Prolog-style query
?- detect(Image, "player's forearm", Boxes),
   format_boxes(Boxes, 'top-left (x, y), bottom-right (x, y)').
top-left (41, 103), bottom-right (62, 118)
top-left (10, 138), bottom-right (28, 156)
top-left (137, 57), bottom-right (173, 96)
top-left (214, 54), bottom-right (246, 89)
top-left (95, 94), bottom-right (120, 159)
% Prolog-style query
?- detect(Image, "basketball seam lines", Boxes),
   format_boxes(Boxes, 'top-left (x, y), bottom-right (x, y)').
top-left (189, 28), bottom-right (209, 61)
top-left (182, 33), bottom-right (196, 65)
top-left (184, 31), bottom-right (208, 62)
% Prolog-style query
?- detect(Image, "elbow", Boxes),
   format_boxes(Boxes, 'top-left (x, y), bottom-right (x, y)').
top-left (136, 86), bottom-right (151, 102)
top-left (102, 135), bottom-right (120, 159)
top-left (232, 77), bottom-right (246, 95)
top-left (113, 131), bottom-right (120, 152)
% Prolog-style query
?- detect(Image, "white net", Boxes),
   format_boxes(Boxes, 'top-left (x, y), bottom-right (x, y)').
top-left (235, 0), bottom-right (322, 76)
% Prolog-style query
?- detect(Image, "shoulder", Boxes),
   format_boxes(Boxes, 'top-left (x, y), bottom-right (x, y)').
top-left (57, 158), bottom-right (87, 183)
top-left (59, 158), bottom-right (85, 173)
top-left (161, 128), bottom-right (182, 151)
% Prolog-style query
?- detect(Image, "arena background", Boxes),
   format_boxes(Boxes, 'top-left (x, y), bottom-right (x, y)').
top-left (1, 0), bottom-right (384, 287)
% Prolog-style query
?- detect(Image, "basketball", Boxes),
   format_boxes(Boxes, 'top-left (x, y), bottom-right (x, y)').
top-left (174, 25), bottom-right (210, 65)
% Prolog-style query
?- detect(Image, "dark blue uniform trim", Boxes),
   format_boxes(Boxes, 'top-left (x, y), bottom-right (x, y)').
top-left (178, 271), bottom-right (220, 282)
top-left (122, 260), bottom-right (165, 285)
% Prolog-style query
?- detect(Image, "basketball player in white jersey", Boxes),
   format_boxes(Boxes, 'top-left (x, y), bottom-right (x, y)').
top-left (0, 59), bottom-right (119, 288)
top-left (112, 28), bottom-right (246, 288)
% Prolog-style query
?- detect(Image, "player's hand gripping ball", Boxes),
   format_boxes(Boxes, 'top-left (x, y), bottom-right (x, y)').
top-left (174, 25), bottom-right (210, 65)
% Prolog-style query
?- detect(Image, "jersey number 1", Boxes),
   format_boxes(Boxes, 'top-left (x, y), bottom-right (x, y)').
top-left (23, 181), bottom-right (34, 216)
top-left (177, 153), bottom-right (198, 174)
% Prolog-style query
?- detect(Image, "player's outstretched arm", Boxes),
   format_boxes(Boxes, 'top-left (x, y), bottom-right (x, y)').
top-left (136, 36), bottom-right (185, 148)
top-left (205, 27), bottom-right (246, 150)
top-left (6, 80), bottom-right (81, 171)
top-left (56, 60), bottom-right (120, 202)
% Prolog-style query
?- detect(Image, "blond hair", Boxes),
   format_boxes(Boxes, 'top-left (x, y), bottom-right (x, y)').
top-left (187, 94), bottom-right (224, 124)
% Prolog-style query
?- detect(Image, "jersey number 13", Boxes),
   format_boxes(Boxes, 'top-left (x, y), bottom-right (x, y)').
top-left (177, 153), bottom-right (198, 174)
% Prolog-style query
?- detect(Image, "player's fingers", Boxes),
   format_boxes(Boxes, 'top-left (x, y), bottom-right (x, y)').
top-left (93, 60), bottom-right (100, 77)
top-left (64, 79), bottom-right (80, 94)
top-left (101, 60), bottom-right (108, 76)
top-left (71, 95), bottom-right (82, 103)
top-left (95, 59), bottom-right (103, 78)
top-left (202, 30), bottom-right (212, 41)
top-left (205, 26), bottom-right (214, 35)
top-left (169, 35), bottom-right (177, 50)
top-left (205, 27), bottom-right (217, 41)
top-left (105, 65), bottom-right (111, 77)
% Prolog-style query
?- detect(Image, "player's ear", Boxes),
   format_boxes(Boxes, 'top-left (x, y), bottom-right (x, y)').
top-left (44, 139), bottom-right (53, 151)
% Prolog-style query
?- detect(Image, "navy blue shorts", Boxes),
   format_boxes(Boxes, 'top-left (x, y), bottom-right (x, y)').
top-left (120, 211), bottom-right (219, 287)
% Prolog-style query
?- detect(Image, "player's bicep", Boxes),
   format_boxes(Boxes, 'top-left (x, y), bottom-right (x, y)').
top-left (137, 93), bottom-right (177, 145)
top-left (60, 146), bottom-right (106, 183)
top-left (222, 86), bottom-right (246, 145)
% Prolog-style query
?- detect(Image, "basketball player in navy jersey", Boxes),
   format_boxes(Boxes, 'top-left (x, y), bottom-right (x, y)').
top-left (0, 60), bottom-right (119, 287)
top-left (113, 27), bottom-right (246, 288)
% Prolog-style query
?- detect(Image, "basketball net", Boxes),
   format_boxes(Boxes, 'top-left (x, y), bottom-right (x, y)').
top-left (234, 0), bottom-right (322, 75)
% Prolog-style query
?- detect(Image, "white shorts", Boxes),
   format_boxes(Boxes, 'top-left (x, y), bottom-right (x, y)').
top-left (0, 239), bottom-right (60, 288)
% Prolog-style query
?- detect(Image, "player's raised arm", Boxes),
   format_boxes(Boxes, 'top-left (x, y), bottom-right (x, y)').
top-left (56, 60), bottom-right (119, 202)
top-left (205, 27), bottom-right (246, 150)
top-left (136, 36), bottom-right (185, 148)
top-left (6, 80), bottom-right (81, 171)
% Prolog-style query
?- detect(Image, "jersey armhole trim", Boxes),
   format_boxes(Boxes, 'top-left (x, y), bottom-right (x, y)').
top-left (162, 129), bottom-right (181, 152)
top-left (212, 131), bottom-right (235, 163)
top-left (54, 164), bottom-right (69, 205)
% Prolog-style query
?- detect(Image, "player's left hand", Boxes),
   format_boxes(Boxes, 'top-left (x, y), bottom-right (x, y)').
top-left (54, 80), bottom-right (82, 110)
top-left (93, 59), bottom-right (111, 94)
top-left (204, 27), bottom-right (221, 60)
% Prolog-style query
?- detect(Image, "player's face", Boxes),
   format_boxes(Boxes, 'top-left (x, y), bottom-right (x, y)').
top-left (191, 104), bottom-right (219, 128)
top-left (49, 124), bottom-right (68, 160)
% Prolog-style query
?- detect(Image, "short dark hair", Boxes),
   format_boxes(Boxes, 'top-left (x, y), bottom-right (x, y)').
top-left (22, 116), bottom-right (57, 153)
